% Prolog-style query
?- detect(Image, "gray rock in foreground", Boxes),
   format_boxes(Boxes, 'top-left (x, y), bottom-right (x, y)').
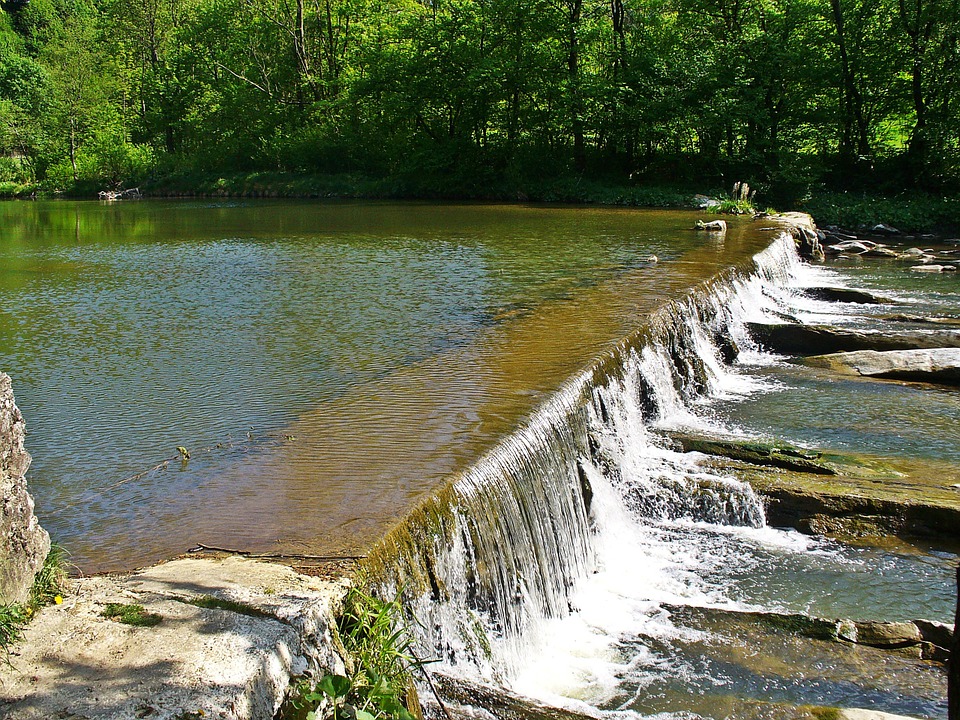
top-left (0, 372), bottom-right (50, 605)
top-left (802, 348), bottom-right (960, 385)
top-left (0, 556), bottom-right (350, 720)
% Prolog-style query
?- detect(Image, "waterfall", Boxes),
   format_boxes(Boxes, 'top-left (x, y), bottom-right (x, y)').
top-left (365, 230), bottom-right (805, 688)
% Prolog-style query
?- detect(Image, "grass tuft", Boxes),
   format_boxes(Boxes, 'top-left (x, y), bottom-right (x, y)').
top-left (101, 603), bottom-right (163, 627)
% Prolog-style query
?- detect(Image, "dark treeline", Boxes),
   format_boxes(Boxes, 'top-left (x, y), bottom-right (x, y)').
top-left (0, 0), bottom-right (958, 203)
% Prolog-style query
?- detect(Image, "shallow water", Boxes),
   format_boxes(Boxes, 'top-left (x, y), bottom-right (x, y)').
top-left (707, 248), bottom-right (960, 465)
top-left (0, 200), bottom-right (769, 571)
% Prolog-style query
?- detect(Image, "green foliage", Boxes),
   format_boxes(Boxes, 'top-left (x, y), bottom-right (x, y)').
top-left (286, 586), bottom-right (423, 720)
top-left (101, 603), bottom-right (162, 627)
top-left (707, 199), bottom-right (756, 215)
top-left (0, 603), bottom-right (29, 654)
top-left (799, 192), bottom-right (960, 233)
top-left (30, 543), bottom-right (69, 608)
top-left (0, 0), bottom-right (958, 195)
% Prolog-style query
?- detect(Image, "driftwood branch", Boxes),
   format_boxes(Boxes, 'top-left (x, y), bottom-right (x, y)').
top-left (187, 543), bottom-right (366, 562)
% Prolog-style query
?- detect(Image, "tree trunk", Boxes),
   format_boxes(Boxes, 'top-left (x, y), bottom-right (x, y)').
top-left (69, 118), bottom-right (78, 182)
top-left (898, 0), bottom-right (929, 183)
top-left (568, 0), bottom-right (586, 173)
top-left (829, 0), bottom-right (870, 160)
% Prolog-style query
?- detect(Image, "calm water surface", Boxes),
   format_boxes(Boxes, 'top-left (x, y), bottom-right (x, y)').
top-left (0, 200), bottom-right (770, 571)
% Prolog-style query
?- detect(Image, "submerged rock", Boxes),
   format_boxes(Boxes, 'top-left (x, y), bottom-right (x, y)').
top-left (880, 314), bottom-right (960, 326)
top-left (909, 264), bottom-right (956, 273)
top-left (428, 673), bottom-right (598, 720)
top-left (746, 322), bottom-right (960, 355)
top-left (798, 286), bottom-right (891, 304)
top-left (861, 246), bottom-right (900, 258)
top-left (802, 348), bottom-right (960, 385)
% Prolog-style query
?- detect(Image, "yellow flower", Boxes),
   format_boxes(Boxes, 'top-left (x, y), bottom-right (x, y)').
top-left (54, 595), bottom-right (63, 605)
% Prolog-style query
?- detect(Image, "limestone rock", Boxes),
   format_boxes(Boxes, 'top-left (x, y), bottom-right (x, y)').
top-left (851, 621), bottom-right (922, 648)
top-left (836, 620), bottom-right (922, 647)
top-left (1, 372), bottom-right (50, 605)
top-left (826, 240), bottom-right (873, 256)
top-left (0, 556), bottom-right (350, 720)
top-left (910, 264), bottom-right (954, 273)
top-left (838, 710), bottom-right (922, 720)
top-left (802, 348), bottom-right (960, 385)
top-left (746, 322), bottom-right (960, 355)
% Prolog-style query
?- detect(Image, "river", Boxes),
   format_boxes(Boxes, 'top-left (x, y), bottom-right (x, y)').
top-left (0, 199), bottom-right (767, 572)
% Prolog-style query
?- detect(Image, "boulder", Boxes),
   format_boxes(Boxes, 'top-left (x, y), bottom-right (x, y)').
top-left (826, 241), bottom-right (873, 255)
top-left (869, 223), bottom-right (901, 236)
top-left (746, 322), bottom-right (960, 355)
top-left (802, 348), bottom-right (960, 385)
top-left (1, 372), bottom-right (50, 605)
top-left (842, 621), bottom-right (922, 648)
top-left (792, 224), bottom-right (825, 261)
top-left (914, 618), bottom-right (954, 649)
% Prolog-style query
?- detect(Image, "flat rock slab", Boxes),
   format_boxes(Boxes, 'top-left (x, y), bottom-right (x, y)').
top-left (747, 322), bottom-right (960, 355)
top-left (803, 348), bottom-right (960, 385)
top-left (0, 556), bottom-right (350, 720)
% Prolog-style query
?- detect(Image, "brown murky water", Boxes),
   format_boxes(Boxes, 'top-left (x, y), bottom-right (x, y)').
top-left (0, 200), bottom-right (775, 571)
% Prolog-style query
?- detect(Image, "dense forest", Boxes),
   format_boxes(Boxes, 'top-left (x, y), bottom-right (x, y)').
top-left (0, 0), bottom-right (958, 204)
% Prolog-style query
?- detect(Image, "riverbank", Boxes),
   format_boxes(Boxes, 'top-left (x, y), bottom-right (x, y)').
top-left (4, 173), bottom-right (959, 234)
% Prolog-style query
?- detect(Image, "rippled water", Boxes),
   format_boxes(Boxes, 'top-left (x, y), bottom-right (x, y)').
top-left (0, 200), bottom-right (771, 571)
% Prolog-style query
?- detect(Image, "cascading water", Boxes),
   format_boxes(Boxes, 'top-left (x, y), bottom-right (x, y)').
top-left (367, 225), bottom-right (951, 718)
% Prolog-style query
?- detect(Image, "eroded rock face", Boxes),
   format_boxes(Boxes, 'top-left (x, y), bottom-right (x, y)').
top-left (1, 372), bottom-right (50, 605)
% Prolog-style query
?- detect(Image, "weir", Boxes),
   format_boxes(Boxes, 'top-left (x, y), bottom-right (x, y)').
top-left (366, 229), bottom-right (806, 688)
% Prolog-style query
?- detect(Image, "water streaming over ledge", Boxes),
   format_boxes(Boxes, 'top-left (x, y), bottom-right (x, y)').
top-left (367, 231), bottom-right (806, 686)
